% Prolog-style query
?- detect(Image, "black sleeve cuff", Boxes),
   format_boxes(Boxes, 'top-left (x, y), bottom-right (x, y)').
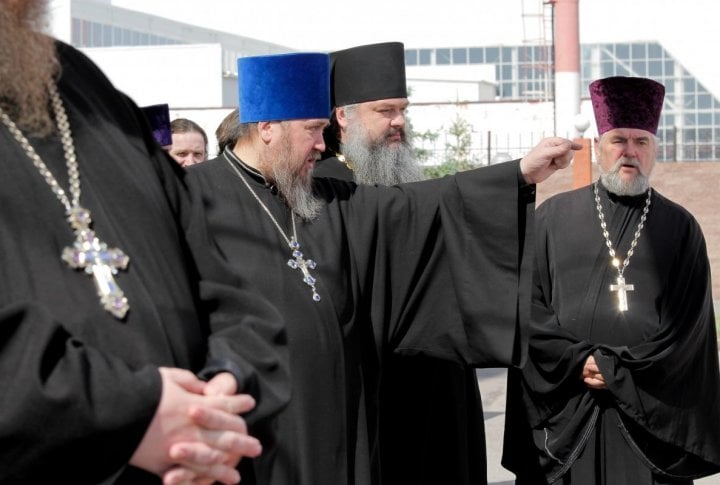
top-left (197, 357), bottom-right (246, 391)
top-left (516, 162), bottom-right (536, 203)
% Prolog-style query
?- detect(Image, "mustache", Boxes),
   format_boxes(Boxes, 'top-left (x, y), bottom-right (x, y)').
top-left (609, 157), bottom-right (641, 172)
top-left (385, 128), bottom-right (405, 139)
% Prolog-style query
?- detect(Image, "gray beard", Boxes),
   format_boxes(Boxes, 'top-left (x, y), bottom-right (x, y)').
top-left (341, 123), bottom-right (424, 186)
top-left (270, 138), bottom-right (323, 221)
top-left (599, 157), bottom-right (650, 196)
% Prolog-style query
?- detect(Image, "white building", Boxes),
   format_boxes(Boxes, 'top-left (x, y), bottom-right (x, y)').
top-left (47, 0), bottom-right (720, 162)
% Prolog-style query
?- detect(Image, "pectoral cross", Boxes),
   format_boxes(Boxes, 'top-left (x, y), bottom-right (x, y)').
top-left (61, 207), bottom-right (130, 319)
top-left (609, 275), bottom-right (634, 312)
top-left (286, 238), bottom-right (321, 302)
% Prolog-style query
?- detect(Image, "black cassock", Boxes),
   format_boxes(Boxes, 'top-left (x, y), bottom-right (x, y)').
top-left (315, 155), bottom-right (488, 485)
top-left (313, 155), bottom-right (352, 180)
top-left (188, 151), bottom-right (536, 485)
top-left (503, 183), bottom-right (720, 484)
top-left (0, 42), bottom-right (288, 483)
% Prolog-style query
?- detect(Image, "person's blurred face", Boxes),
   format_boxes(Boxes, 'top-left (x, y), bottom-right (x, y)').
top-left (267, 118), bottom-right (327, 185)
top-left (339, 98), bottom-right (408, 147)
top-left (169, 131), bottom-right (207, 167)
top-left (596, 128), bottom-right (657, 196)
top-left (336, 98), bottom-right (422, 185)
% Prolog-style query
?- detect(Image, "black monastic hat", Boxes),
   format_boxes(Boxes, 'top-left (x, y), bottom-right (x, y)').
top-left (330, 42), bottom-right (407, 107)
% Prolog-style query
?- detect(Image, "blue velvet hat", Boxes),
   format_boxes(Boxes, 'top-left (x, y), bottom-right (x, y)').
top-left (238, 53), bottom-right (331, 123)
top-left (140, 103), bottom-right (172, 147)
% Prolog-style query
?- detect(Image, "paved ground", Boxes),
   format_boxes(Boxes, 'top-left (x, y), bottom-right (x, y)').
top-left (477, 367), bottom-right (720, 485)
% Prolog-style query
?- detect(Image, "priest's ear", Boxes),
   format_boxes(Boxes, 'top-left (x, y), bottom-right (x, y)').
top-left (257, 121), bottom-right (275, 144)
top-left (335, 106), bottom-right (350, 131)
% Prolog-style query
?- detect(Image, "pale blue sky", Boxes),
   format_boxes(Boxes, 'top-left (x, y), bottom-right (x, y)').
top-left (111, 0), bottom-right (720, 95)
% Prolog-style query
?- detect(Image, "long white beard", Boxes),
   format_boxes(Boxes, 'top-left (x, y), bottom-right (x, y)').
top-left (599, 157), bottom-right (650, 196)
top-left (342, 122), bottom-right (424, 186)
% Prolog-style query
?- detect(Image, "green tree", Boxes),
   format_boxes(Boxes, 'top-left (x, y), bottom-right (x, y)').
top-left (413, 129), bottom-right (439, 165)
top-left (423, 113), bottom-right (478, 179)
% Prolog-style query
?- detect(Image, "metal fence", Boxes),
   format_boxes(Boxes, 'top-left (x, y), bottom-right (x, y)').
top-left (415, 131), bottom-right (720, 167)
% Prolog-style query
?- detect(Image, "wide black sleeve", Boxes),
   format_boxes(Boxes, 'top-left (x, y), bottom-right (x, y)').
top-left (0, 303), bottom-right (161, 482)
top-left (363, 160), bottom-right (535, 368)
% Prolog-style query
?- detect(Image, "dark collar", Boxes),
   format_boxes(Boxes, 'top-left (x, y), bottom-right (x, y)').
top-left (223, 147), bottom-right (279, 194)
top-left (598, 180), bottom-right (650, 208)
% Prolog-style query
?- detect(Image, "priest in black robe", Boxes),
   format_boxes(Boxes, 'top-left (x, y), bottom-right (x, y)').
top-left (0, 3), bottom-right (289, 483)
top-left (187, 52), bottom-right (577, 485)
top-left (502, 76), bottom-right (720, 484)
top-left (316, 41), bottom-right (487, 485)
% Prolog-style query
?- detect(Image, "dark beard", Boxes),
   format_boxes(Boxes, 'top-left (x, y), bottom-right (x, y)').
top-left (342, 122), bottom-right (424, 186)
top-left (0, 0), bottom-right (59, 137)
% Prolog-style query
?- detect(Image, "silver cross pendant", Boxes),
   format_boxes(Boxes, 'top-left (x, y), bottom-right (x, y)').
top-left (286, 239), bottom-right (321, 302)
top-left (61, 206), bottom-right (130, 319)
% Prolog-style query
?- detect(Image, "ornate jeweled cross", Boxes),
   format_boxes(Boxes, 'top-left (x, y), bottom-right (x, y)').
top-left (609, 275), bottom-right (634, 312)
top-left (61, 207), bottom-right (130, 319)
top-left (286, 238), bottom-right (321, 302)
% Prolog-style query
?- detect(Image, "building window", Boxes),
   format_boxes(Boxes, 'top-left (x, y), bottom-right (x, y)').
top-left (469, 47), bottom-right (484, 63)
top-left (684, 78), bottom-right (697, 93)
top-left (648, 43), bottom-right (663, 59)
top-left (405, 49), bottom-right (418, 66)
top-left (615, 43), bottom-right (629, 60)
top-left (601, 62), bottom-right (614, 77)
top-left (419, 49), bottom-right (432, 65)
top-left (632, 60), bottom-right (646, 76)
top-left (648, 60), bottom-right (662, 77)
top-left (698, 112), bottom-right (712, 125)
top-left (91, 22), bottom-right (101, 46)
top-left (436, 48), bottom-right (451, 65)
top-left (501, 46), bottom-right (513, 62)
top-left (698, 93), bottom-right (712, 110)
top-left (452, 48), bottom-right (467, 64)
top-left (485, 47), bottom-right (499, 63)
top-left (72, 18), bottom-right (81, 45)
top-left (631, 43), bottom-right (646, 59)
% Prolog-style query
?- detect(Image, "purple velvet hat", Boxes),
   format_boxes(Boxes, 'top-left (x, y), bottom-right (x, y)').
top-left (140, 103), bottom-right (172, 147)
top-left (237, 53), bottom-right (330, 123)
top-left (590, 76), bottom-right (665, 135)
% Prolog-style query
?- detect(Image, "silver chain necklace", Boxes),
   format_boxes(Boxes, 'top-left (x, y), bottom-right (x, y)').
top-left (222, 152), bottom-right (321, 302)
top-left (0, 84), bottom-right (130, 319)
top-left (593, 182), bottom-right (651, 312)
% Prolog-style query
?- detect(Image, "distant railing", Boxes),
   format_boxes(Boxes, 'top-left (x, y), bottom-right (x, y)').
top-left (414, 131), bottom-right (720, 167)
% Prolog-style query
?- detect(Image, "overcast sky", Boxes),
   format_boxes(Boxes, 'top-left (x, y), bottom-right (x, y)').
top-left (110, 0), bottom-right (720, 95)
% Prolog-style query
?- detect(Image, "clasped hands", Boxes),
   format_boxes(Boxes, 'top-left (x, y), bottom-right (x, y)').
top-left (582, 355), bottom-right (607, 390)
top-left (131, 367), bottom-right (259, 485)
